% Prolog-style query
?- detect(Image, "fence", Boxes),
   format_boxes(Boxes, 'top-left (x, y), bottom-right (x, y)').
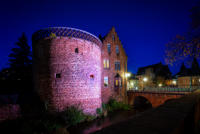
top-left (128, 86), bottom-right (199, 93)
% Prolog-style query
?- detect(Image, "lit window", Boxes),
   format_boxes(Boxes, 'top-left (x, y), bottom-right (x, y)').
top-left (103, 59), bottom-right (109, 69)
top-left (115, 79), bottom-right (122, 87)
top-left (116, 45), bottom-right (119, 54)
top-left (115, 80), bottom-right (118, 86)
top-left (107, 44), bottom-right (111, 53)
top-left (114, 74), bottom-right (122, 88)
top-left (104, 76), bottom-right (108, 87)
top-left (119, 79), bottom-right (122, 87)
top-left (115, 61), bottom-right (120, 70)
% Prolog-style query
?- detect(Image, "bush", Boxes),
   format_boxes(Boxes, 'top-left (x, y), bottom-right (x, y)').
top-left (96, 108), bottom-right (103, 116)
top-left (85, 115), bottom-right (96, 122)
top-left (60, 106), bottom-right (87, 126)
top-left (105, 98), bottom-right (131, 112)
top-left (102, 103), bottom-right (107, 110)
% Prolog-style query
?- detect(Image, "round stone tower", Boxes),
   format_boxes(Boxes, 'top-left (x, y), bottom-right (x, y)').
top-left (32, 27), bottom-right (102, 114)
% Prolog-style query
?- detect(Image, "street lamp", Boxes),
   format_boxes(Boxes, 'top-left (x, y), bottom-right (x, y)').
top-left (125, 72), bottom-right (131, 103)
top-left (172, 80), bottom-right (176, 85)
top-left (143, 77), bottom-right (148, 82)
top-left (158, 83), bottom-right (162, 87)
top-left (142, 77), bottom-right (148, 90)
top-left (125, 72), bottom-right (131, 78)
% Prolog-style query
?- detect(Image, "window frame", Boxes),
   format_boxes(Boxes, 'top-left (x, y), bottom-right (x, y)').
top-left (107, 43), bottom-right (111, 53)
top-left (103, 59), bottom-right (110, 69)
top-left (115, 61), bottom-right (121, 71)
top-left (116, 45), bottom-right (119, 54)
top-left (104, 76), bottom-right (109, 87)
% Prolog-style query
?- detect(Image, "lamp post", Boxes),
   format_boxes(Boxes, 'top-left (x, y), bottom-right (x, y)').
top-left (143, 77), bottom-right (148, 91)
top-left (125, 72), bottom-right (131, 103)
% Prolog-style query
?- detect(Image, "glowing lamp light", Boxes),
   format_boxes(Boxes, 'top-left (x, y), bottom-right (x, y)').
top-left (158, 83), bottom-right (162, 87)
top-left (130, 82), bottom-right (134, 86)
top-left (172, 80), bottom-right (176, 85)
top-left (125, 72), bottom-right (131, 78)
top-left (143, 77), bottom-right (148, 82)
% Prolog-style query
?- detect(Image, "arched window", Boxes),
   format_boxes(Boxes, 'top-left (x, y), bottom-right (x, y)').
top-left (114, 73), bottom-right (122, 94)
top-left (114, 73), bottom-right (122, 87)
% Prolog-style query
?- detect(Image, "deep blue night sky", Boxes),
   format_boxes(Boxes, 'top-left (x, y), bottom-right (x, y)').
top-left (0, 0), bottom-right (197, 74)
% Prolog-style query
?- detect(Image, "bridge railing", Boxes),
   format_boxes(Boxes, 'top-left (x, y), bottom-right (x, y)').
top-left (128, 86), bottom-right (199, 93)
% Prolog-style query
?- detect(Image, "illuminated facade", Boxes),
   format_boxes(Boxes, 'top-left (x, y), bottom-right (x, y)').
top-left (32, 27), bottom-right (102, 114)
top-left (100, 27), bottom-right (128, 103)
top-left (178, 76), bottom-right (200, 88)
top-left (137, 62), bottom-right (171, 89)
top-left (32, 27), bottom-right (128, 114)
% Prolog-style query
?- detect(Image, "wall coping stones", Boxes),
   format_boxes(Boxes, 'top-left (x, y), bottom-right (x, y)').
top-left (32, 27), bottom-right (102, 48)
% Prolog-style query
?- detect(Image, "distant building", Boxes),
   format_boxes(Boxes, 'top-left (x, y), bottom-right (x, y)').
top-left (127, 74), bottom-right (139, 90)
top-left (165, 77), bottom-right (177, 87)
top-left (176, 59), bottom-right (200, 88)
top-left (100, 27), bottom-right (128, 103)
top-left (137, 62), bottom-right (172, 89)
top-left (178, 76), bottom-right (200, 88)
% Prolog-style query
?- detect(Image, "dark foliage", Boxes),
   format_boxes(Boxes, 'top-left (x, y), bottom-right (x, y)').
top-left (0, 33), bottom-right (34, 114)
top-left (165, 1), bottom-right (200, 65)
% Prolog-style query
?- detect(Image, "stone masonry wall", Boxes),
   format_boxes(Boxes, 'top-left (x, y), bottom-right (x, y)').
top-left (33, 36), bottom-right (102, 115)
top-left (0, 104), bottom-right (20, 122)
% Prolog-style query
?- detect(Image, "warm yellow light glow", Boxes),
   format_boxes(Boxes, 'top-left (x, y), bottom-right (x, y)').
top-left (116, 80), bottom-right (119, 86)
top-left (143, 77), bottom-right (148, 82)
top-left (130, 82), bottom-right (134, 86)
top-left (158, 83), bottom-right (162, 87)
top-left (172, 80), bottom-right (176, 85)
top-left (125, 72), bottom-right (131, 78)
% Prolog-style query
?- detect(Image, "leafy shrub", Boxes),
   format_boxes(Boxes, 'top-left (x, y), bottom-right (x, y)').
top-left (60, 106), bottom-right (87, 126)
top-left (105, 98), bottom-right (131, 112)
top-left (96, 108), bottom-right (103, 116)
top-left (85, 115), bottom-right (96, 122)
top-left (102, 103), bottom-right (107, 110)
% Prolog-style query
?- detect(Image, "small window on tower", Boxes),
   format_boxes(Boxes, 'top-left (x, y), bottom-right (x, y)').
top-left (90, 74), bottom-right (94, 79)
top-left (75, 48), bottom-right (79, 53)
top-left (56, 73), bottom-right (61, 78)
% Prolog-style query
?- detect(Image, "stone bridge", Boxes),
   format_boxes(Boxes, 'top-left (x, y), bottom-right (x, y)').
top-left (95, 90), bottom-right (200, 134)
top-left (127, 90), bottom-right (189, 107)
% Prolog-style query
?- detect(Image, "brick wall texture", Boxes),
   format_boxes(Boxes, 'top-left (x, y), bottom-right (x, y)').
top-left (32, 27), bottom-right (128, 115)
top-left (33, 36), bottom-right (102, 115)
top-left (101, 27), bottom-right (128, 103)
top-left (0, 104), bottom-right (20, 122)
